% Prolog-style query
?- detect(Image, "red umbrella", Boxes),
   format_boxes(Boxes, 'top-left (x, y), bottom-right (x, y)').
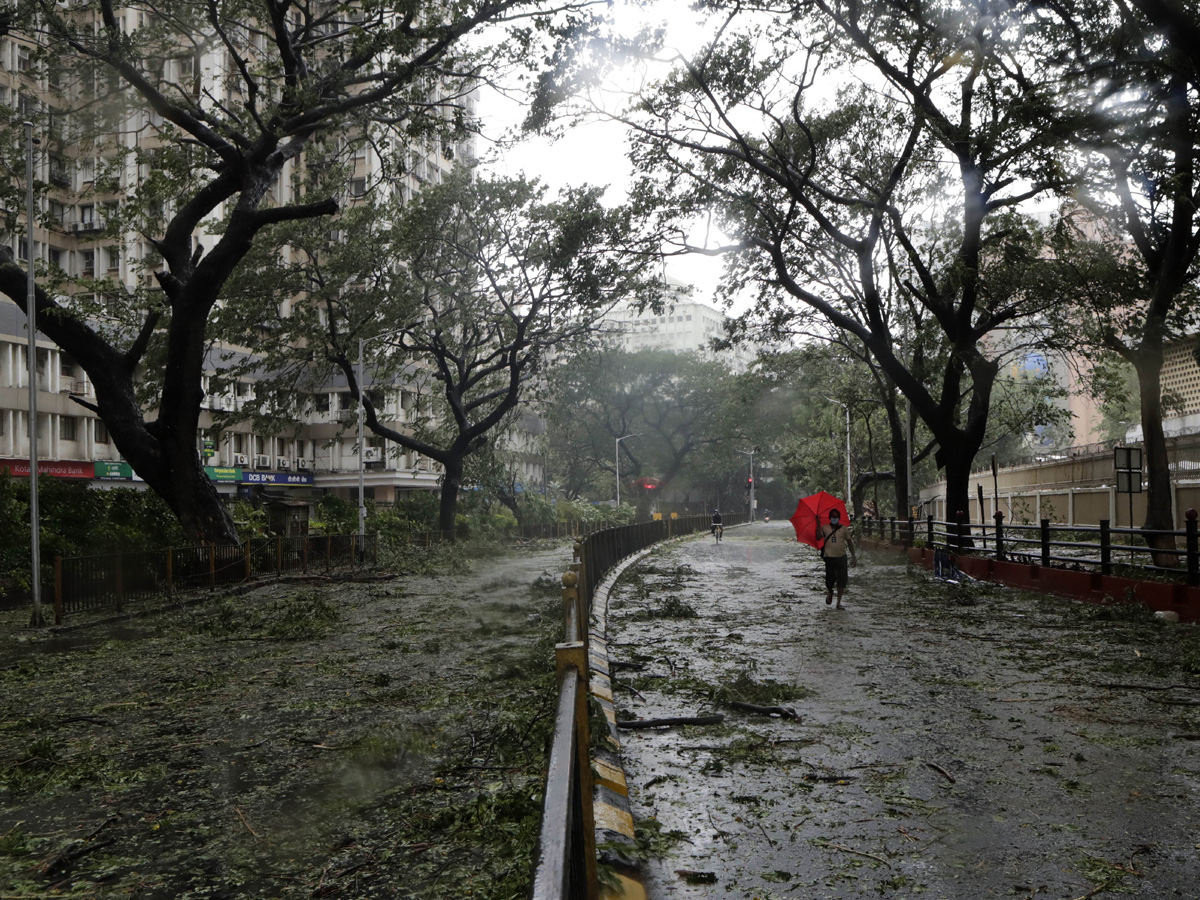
top-left (790, 491), bottom-right (849, 549)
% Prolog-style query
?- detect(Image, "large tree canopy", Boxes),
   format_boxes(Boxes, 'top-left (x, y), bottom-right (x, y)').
top-left (259, 171), bottom-right (651, 534)
top-left (610, 0), bottom-right (1082, 528)
top-left (1041, 0), bottom-right (1200, 550)
top-left (0, 0), bottom-right (607, 544)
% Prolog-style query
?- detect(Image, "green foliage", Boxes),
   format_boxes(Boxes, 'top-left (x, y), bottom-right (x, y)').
top-left (0, 474), bottom-right (186, 592)
top-left (194, 588), bottom-right (339, 641)
top-left (230, 499), bottom-right (268, 540)
top-left (712, 671), bottom-right (813, 706)
top-left (544, 348), bottom-right (749, 510)
top-left (312, 495), bottom-right (357, 536)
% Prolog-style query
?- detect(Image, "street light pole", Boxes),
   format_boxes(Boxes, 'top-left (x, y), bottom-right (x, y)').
top-left (615, 433), bottom-right (639, 507)
top-left (827, 398), bottom-right (851, 509)
top-left (736, 448), bottom-right (756, 522)
top-left (25, 121), bottom-right (43, 627)
top-left (357, 337), bottom-right (367, 551)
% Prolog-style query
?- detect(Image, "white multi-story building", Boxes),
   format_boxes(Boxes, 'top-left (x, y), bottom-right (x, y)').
top-left (602, 278), bottom-right (758, 373)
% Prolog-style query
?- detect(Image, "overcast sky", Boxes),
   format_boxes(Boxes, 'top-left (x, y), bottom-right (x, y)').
top-left (479, 1), bottom-right (728, 307)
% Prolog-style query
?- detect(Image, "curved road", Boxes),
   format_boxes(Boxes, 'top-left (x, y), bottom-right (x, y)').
top-left (606, 519), bottom-right (1200, 899)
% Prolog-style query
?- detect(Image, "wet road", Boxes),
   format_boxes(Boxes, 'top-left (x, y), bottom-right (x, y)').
top-left (606, 520), bottom-right (1200, 899)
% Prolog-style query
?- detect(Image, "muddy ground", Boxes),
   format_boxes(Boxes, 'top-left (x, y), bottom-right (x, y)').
top-left (607, 521), bottom-right (1200, 900)
top-left (0, 541), bottom-right (574, 900)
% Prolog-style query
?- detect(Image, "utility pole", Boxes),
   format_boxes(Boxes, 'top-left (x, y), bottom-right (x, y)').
top-left (25, 121), bottom-right (44, 627)
top-left (737, 448), bottom-right (756, 522)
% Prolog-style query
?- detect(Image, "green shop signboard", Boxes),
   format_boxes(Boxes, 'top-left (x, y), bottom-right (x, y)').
top-left (94, 461), bottom-right (135, 481)
top-left (206, 466), bottom-right (242, 482)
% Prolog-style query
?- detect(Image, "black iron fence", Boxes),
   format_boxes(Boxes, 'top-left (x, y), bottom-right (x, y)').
top-left (531, 512), bottom-right (747, 900)
top-left (862, 512), bottom-right (1200, 585)
top-left (49, 534), bottom-right (378, 624)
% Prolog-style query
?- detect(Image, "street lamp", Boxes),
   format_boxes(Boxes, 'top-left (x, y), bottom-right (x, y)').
top-left (615, 433), bottom-right (640, 507)
top-left (736, 447), bottom-right (756, 522)
top-left (24, 121), bottom-right (43, 627)
top-left (827, 398), bottom-right (851, 510)
top-left (357, 330), bottom-right (404, 549)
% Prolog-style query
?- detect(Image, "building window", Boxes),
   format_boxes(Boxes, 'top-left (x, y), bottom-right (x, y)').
top-left (49, 155), bottom-right (71, 188)
top-left (60, 417), bottom-right (77, 441)
top-left (95, 420), bottom-right (110, 443)
top-left (349, 177), bottom-right (367, 198)
top-left (82, 250), bottom-right (95, 277)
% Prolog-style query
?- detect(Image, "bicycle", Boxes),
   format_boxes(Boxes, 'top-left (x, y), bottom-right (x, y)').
top-left (711, 523), bottom-right (723, 542)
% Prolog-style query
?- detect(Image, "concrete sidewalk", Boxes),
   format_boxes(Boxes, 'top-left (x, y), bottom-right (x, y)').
top-left (606, 520), bottom-right (1200, 899)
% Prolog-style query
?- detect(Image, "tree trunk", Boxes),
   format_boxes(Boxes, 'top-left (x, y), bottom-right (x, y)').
top-left (941, 449), bottom-right (977, 550)
top-left (1133, 348), bottom-right (1177, 564)
top-left (438, 458), bottom-right (463, 537)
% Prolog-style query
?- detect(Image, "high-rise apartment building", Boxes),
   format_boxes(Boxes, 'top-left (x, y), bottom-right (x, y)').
top-left (0, 13), bottom-right (515, 531)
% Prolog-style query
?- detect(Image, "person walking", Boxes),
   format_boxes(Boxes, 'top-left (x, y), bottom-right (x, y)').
top-left (818, 508), bottom-right (856, 608)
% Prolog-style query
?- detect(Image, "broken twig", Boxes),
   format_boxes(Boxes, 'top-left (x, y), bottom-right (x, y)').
top-left (617, 714), bottom-right (725, 729)
top-left (728, 700), bottom-right (800, 719)
top-left (925, 761), bottom-right (956, 784)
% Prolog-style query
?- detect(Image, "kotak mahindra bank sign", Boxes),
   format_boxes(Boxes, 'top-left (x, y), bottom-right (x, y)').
top-left (1, 458), bottom-right (95, 479)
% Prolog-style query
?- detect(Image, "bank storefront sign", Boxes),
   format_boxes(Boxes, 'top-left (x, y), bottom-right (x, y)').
top-left (205, 466), bottom-right (314, 486)
top-left (94, 461), bottom-right (137, 481)
top-left (1, 459), bottom-right (95, 479)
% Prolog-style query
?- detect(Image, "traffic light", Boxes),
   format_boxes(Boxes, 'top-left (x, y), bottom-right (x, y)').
top-left (746, 476), bottom-right (753, 487)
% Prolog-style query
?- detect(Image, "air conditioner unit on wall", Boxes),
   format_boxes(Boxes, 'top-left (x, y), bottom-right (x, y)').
top-left (295, 459), bottom-right (311, 471)
top-left (254, 454), bottom-right (271, 468)
top-left (277, 457), bottom-right (291, 469)
top-left (363, 448), bottom-right (380, 462)
top-left (233, 453), bottom-right (249, 466)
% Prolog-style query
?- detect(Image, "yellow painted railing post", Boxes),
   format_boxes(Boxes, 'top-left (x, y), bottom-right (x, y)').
top-left (555, 640), bottom-right (598, 900)
top-left (561, 571), bottom-right (580, 642)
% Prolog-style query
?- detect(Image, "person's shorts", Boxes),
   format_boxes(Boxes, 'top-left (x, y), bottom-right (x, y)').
top-left (824, 556), bottom-right (849, 591)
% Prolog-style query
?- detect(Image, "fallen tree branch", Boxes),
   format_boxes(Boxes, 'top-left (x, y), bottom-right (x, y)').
top-left (728, 700), bottom-right (800, 719)
top-left (615, 681), bottom-right (646, 700)
top-left (816, 839), bottom-right (891, 867)
top-left (617, 714), bottom-right (725, 729)
top-left (40, 838), bottom-right (115, 876)
top-left (925, 761), bottom-right (956, 784)
top-left (235, 806), bottom-right (259, 838)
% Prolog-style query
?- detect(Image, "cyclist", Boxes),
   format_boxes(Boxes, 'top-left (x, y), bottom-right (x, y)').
top-left (711, 508), bottom-right (724, 542)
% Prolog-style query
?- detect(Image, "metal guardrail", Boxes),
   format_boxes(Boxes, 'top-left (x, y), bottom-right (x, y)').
top-left (861, 511), bottom-right (1200, 584)
top-left (49, 533), bottom-right (378, 623)
top-left (531, 512), bottom-right (747, 900)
